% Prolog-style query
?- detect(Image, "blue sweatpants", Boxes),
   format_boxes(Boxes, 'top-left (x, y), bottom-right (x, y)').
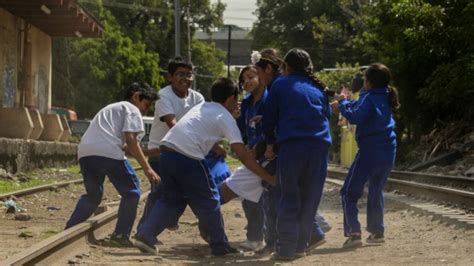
top-left (340, 149), bottom-right (396, 236)
top-left (275, 139), bottom-right (328, 257)
top-left (136, 150), bottom-right (233, 256)
top-left (137, 152), bottom-right (230, 231)
top-left (65, 156), bottom-right (141, 237)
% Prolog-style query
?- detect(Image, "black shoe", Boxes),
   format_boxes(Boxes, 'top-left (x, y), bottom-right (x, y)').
top-left (213, 246), bottom-right (242, 257)
top-left (306, 235), bottom-right (326, 252)
top-left (270, 252), bottom-right (296, 261)
top-left (342, 234), bottom-right (363, 249)
top-left (134, 237), bottom-right (158, 255)
top-left (366, 233), bottom-right (385, 244)
top-left (109, 234), bottom-right (133, 247)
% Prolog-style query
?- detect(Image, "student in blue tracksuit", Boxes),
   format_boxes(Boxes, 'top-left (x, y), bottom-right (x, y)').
top-left (65, 82), bottom-right (160, 247)
top-left (252, 48), bottom-right (284, 255)
top-left (263, 48), bottom-right (332, 260)
top-left (134, 78), bottom-right (275, 257)
top-left (331, 63), bottom-right (399, 248)
top-left (235, 65), bottom-right (268, 251)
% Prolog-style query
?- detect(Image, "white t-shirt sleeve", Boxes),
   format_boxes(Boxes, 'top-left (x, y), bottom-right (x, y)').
top-left (156, 94), bottom-right (175, 120)
top-left (196, 92), bottom-right (205, 104)
top-left (123, 108), bottom-right (144, 133)
top-left (220, 114), bottom-right (244, 144)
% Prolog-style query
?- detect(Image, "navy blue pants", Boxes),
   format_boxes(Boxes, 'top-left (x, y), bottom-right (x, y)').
top-left (137, 159), bottom-right (161, 230)
top-left (65, 156), bottom-right (141, 237)
top-left (341, 149), bottom-right (395, 236)
top-left (137, 152), bottom-right (230, 231)
top-left (136, 150), bottom-right (232, 256)
top-left (242, 198), bottom-right (265, 241)
top-left (275, 140), bottom-right (328, 257)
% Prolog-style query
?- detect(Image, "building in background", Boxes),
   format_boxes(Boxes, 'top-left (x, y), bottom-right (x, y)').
top-left (195, 25), bottom-right (252, 70)
top-left (0, 0), bottom-right (103, 141)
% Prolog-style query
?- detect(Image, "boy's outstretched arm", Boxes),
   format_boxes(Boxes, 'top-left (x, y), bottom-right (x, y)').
top-left (124, 132), bottom-right (161, 184)
top-left (231, 143), bottom-right (275, 186)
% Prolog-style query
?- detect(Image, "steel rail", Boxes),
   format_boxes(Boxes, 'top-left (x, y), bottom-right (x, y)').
top-left (0, 179), bottom-right (83, 201)
top-left (327, 168), bottom-right (474, 209)
top-left (3, 191), bottom-right (150, 265)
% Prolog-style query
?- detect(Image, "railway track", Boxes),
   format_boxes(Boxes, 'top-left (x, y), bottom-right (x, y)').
top-left (3, 166), bottom-right (473, 265)
top-left (327, 166), bottom-right (474, 209)
top-left (0, 179), bottom-right (83, 201)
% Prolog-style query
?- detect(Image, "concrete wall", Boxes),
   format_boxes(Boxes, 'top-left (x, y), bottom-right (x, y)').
top-left (0, 8), bottom-right (18, 108)
top-left (0, 137), bottom-right (77, 174)
top-left (0, 8), bottom-right (52, 113)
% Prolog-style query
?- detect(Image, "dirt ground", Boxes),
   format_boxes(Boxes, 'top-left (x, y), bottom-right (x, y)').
top-left (72, 183), bottom-right (474, 265)
top-left (0, 168), bottom-right (150, 261)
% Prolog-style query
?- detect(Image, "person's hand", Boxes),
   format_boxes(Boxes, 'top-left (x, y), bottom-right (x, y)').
top-left (264, 145), bottom-right (276, 160)
top-left (335, 93), bottom-right (347, 102)
top-left (213, 145), bottom-right (227, 158)
top-left (250, 115), bottom-right (263, 125)
top-left (144, 167), bottom-right (161, 185)
top-left (331, 100), bottom-right (340, 114)
top-left (267, 175), bottom-right (276, 186)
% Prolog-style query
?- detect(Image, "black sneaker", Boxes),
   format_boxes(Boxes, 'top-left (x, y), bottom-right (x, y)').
top-left (366, 233), bottom-right (385, 244)
top-left (109, 234), bottom-right (133, 247)
top-left (134, 237), bottom-right (158, 255)
top-left (270, 252), bottom-right (296, 261)
top-left (306, 235), bottom-right (326, 252)
top-left (212, 246), bottom-right (242, 257)
top-left (342, 234), bottom-right (363, 249)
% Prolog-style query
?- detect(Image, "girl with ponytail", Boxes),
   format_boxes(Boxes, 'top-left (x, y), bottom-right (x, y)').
top-left (331, 63), bottom-right (398, 248)
top-left (262, 48), bottom-right (331, 260)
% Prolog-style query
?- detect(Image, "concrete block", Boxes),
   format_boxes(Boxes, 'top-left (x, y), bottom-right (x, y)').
top-left (39, 114), bottom-right (64, 141)
top-left (28, 109), bottom-right (44, 140)
top-left (0, 107), bottom-right (34, 139)
top-left (59, 115), bottom-right (71, 142)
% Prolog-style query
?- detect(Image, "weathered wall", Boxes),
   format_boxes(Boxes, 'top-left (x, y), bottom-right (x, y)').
top-left (29, 27), bottom-right (52, 113)
top-left (0, 8), bottom-right (18, 108)
top-left (0, 137), bottom-right (77, 173)
top-left (0, 8), bottom-right (52, 113)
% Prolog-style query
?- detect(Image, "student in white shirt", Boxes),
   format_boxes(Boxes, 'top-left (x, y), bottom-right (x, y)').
top-left (138, 57), bottom-right (230, 231)
top-left (134, 78), bottom-right (275, 257)
top-left (65, 82), bottom-right (160, 247)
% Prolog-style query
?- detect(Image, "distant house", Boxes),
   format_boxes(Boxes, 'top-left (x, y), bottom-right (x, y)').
top-left (195, 25), bottom-right (253, 68)
top-left (0, 0), bottom-right (103, 141)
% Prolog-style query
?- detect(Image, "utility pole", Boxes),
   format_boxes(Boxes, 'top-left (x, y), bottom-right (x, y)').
top-left (227, 25), bottom-right (231, 78)
top-left (174, 0), bottom-right (181, 57)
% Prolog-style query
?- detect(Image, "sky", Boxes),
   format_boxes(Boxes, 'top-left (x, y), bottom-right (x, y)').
top-left (210, 0), bottom-right (258, 29)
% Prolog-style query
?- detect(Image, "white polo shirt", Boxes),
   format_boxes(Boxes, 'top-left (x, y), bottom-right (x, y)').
top-left (78, 101), bottom-right (144, 160)
top-left (161, 102), bottom-right (243, 160)
top-left (148, 85), bottom-right (204, 149)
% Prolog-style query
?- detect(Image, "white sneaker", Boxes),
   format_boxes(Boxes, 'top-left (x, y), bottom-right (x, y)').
top-left (239, 240), bottom-right (265, 251)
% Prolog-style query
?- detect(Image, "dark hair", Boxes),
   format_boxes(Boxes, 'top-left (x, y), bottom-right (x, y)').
top-left (211, 77), bottom-right (239, 103)
top-left (351, 73), bottom-right (364, 93)
top-left (124, 82), bottom-right (159, 101)
top-left (254, 48), bottom-right (283, 73)
top-left (238, 65), bottom-right (257, 92)
top-left (365, 63), bottom-right (400, 110)
top-left (168, 56), bottom-right (193, 75)
top-left (283, 48), bottom-right (326, 90)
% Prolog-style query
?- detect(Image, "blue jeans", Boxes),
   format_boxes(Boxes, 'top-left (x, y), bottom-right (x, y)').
top-left (65, 156), bottom-right (141, 237)
top-left (341, 149), bottom-right (395, 236)
top-left (136, 150), bottom-right (232, 256)
top-left (275, 139), bottom-right (328, 257)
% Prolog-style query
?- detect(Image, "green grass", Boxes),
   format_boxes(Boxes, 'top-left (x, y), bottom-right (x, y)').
top-left (0, 179), bottom-right (52, 194)
top-left (226, 156), bottom-right (240, 171)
